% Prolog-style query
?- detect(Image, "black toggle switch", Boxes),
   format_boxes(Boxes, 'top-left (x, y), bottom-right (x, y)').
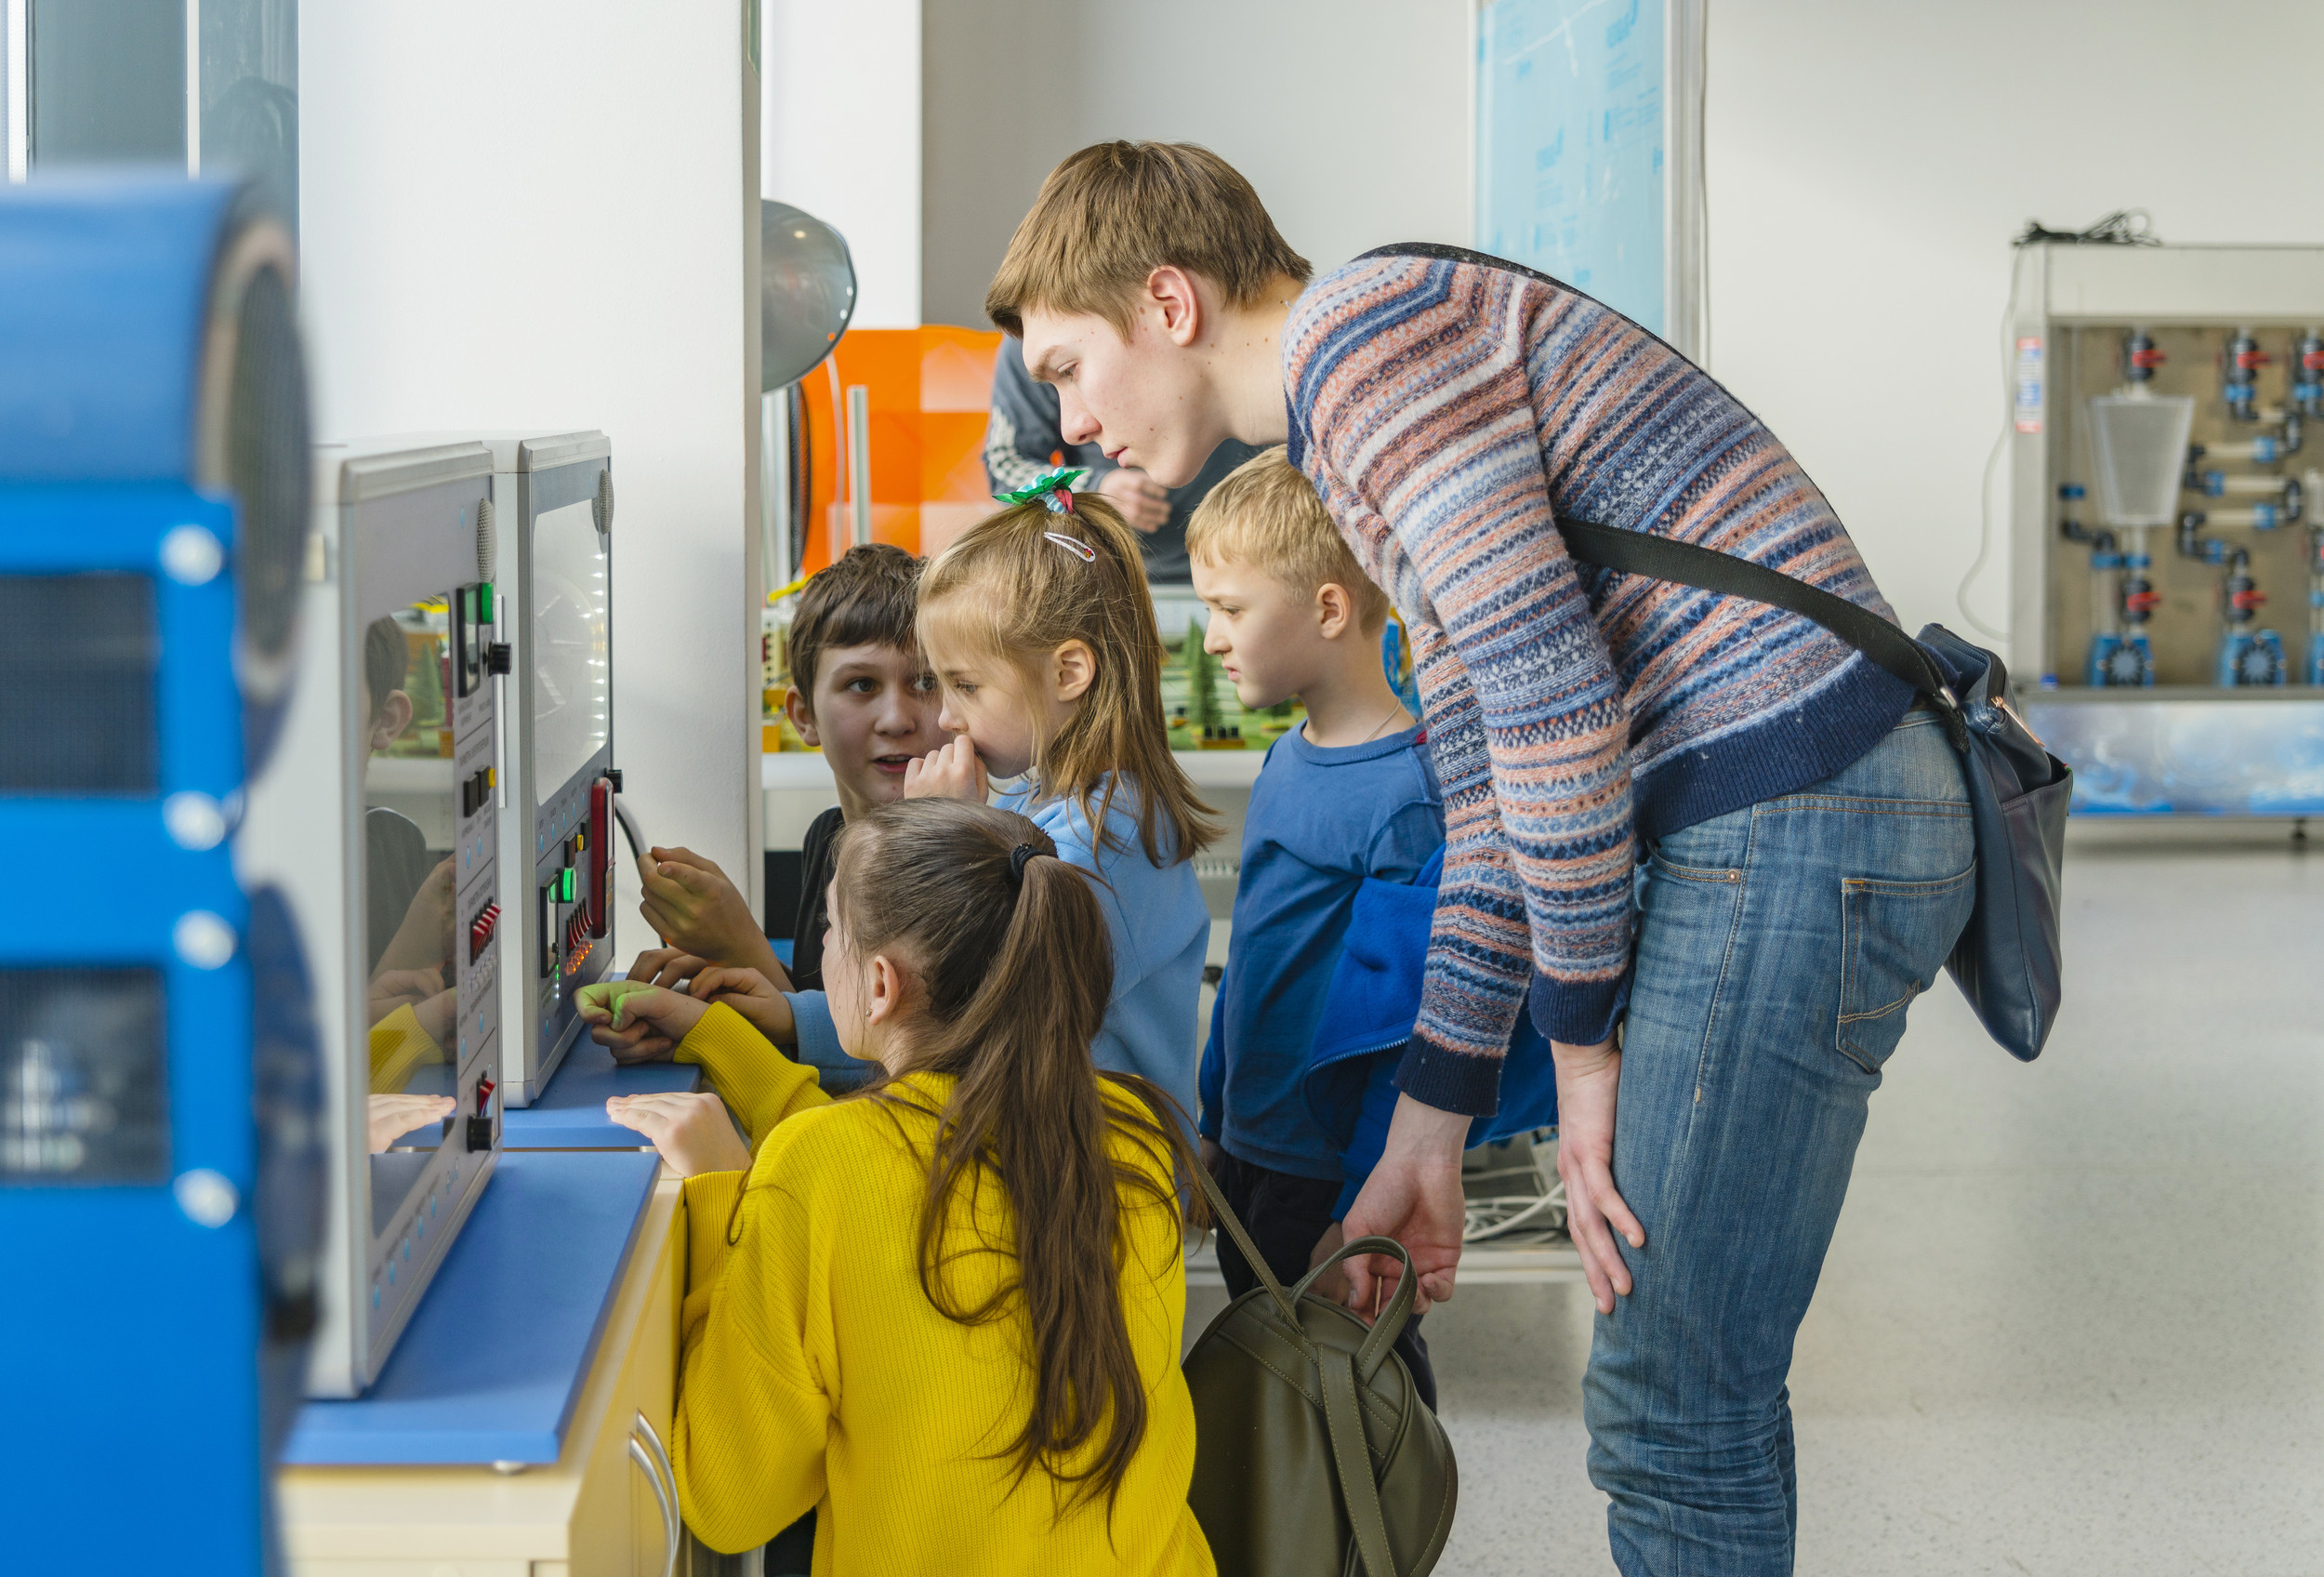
top-left (487, 643), bottom-right (513, 675)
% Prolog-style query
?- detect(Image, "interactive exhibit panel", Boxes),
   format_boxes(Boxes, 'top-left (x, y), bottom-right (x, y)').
top-left (244, 438), bottom-right (507, 1398)
top-left (0, 179), bottom-right (321, 1565)
top-left (379, 431), bottom-right (618, 1108)
top-left (489, 433), bottom-right (617, 1107)
top-left (2010, 244), bottom-right (2324, 815)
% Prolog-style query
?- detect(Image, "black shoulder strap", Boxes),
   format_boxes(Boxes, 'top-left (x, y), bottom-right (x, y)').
top-left (1556, 519), bottom-right (1952, 702)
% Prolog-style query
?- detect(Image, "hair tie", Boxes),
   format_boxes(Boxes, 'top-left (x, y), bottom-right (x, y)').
top-left (996, 466), bottom-right (1089, 519)
top-left (1008, 843), bottom-right (1040, 886)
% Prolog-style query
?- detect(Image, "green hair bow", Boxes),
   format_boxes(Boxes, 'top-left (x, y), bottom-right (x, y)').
top-left (995, 467), bottom-right (1089, 514)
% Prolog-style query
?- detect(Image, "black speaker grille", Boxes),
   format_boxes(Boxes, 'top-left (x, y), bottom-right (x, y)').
top-left (0, 574), bottom-right (159, 793)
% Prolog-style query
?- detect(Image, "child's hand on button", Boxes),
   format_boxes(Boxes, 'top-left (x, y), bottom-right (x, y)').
top-left (684, 966), bottom-right (797, 1049)
top-left (627, 948), bottom-right (708, 988)
top-left (577, 980), bottom-right (709, 1058)
top-left (903, 736), bottom-right (988, 802)
top-left (605, 1092), bottom-right (752, 1177)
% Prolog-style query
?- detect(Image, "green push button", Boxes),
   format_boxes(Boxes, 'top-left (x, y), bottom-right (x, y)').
top-left (479, 582), bottom-right (494, 622)
top-left (557, 868), bottom-right (574, 903)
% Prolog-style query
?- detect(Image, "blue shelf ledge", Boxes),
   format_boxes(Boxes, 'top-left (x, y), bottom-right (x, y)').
top-left (503, 1037), bottom-right (701, 1149)
top-left (283, 1149), bottom-right (663, 1465)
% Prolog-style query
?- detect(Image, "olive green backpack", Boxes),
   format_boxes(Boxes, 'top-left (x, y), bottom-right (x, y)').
top-left (1183, 1169), bottom-right (1458, 1576)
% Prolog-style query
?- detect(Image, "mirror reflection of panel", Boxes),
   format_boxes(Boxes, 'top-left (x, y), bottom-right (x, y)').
top-left (362, 598), bottom-right (457, 1201)
top-left (531, 500), bottom-right (609, 809)
top-left (244, 437), bottom-right (502, 1399)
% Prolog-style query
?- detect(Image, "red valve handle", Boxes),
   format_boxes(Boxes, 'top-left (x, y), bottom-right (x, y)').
top-left (586, 777), bottom-right (614, 940)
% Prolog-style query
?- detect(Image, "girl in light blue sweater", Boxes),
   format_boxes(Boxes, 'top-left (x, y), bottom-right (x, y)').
top-left (899, 471), bottom-right (1216, 1127)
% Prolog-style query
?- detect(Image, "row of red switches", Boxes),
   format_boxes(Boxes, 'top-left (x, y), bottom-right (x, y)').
top-left (469, 902), bottom-right (502, 961)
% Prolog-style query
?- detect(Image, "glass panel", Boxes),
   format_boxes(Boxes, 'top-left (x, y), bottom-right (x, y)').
top-left (532, 499), bottom-right (610, 805)
top-left (27, 0), bottom-right (185, 166)
top-left (198, 0), bottom-right (298, 232)
top-left (0, 575), bottom-right (159, 794)
top-left (1474, 0), bottom-right (1668, 334)
top-left (359, 601), bottom-right (456, 1226)
top-left (0, 968), bottom-right (168, 1185)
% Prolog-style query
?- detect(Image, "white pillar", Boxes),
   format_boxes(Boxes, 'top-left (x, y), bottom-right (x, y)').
top-left (301, 0), bottom-right (764, 950)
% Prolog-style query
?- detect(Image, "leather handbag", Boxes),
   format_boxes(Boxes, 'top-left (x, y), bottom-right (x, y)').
top-left (1183, 1166), bottom-right (1458, 1577)
top-left (1556, 521), bottom-right (2071, 1061)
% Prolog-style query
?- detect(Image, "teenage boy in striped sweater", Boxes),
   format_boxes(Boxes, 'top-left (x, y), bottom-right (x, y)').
top-left (984, 142), bottom-right (1976, 1577)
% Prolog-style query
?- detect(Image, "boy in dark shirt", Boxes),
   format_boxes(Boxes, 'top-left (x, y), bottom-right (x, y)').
top-left (601, 545), bottom-right (948, 1065)
top-left (1189, 448), bottom-right (1445, 1406)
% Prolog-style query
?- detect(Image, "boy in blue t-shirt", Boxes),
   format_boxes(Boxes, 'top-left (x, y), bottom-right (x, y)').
top-left (1188, 447), bottom-right (1444, 1407)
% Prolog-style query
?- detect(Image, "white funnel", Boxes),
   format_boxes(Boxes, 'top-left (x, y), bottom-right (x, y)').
top-left (2087, 394), bottom-right (2197, 527)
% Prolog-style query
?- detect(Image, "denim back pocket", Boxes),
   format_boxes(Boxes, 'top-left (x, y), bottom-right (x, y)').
top-left (1837, 865), bottom-right (1976, 1073)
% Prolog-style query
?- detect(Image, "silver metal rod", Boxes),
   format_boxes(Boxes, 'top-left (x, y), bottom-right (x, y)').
top-left (846, 383), bottom-right (871, 549)
top-left (761, 388), bottom-right (789, 590)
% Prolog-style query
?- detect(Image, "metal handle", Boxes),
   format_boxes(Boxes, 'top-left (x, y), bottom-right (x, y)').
top-left (630, 1411), bottom-right (680, 1577)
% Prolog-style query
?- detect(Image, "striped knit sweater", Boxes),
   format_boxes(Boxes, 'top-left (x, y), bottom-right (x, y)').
top-left (1284, 249), bottom-right (1913, 1116)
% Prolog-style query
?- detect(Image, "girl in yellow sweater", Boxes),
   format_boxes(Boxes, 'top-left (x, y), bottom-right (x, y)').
top-left (586, 798), bottom-right (1214, 1575)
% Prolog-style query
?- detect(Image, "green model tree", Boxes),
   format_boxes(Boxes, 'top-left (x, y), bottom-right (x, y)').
top-left (1184, 616), bottom-right (1224, 735)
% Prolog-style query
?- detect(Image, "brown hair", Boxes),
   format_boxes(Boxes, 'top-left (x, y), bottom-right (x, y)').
top-left (831, 798), bottom-right (1202, 1515)
top-left (785, 543), bottom-right (926, 710)
top-left (363, 616), bottom-right (407, 718)
top-left (1186, 446), bottom-right (1393, 633)
top-left (918, 493), bottom-right (1218, 866)
top-left (984, 141), bottom-right (1313, 338)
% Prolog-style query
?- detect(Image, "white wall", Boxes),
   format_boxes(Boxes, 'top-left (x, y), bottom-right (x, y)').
top-left (301, 0), bottom-right (762, 939)
top-left (1705, 0), bottom-right (2324, 635)
top-left (765, 0), bottom-right (921, 327)
top-left (919, 0), bottom-right (1472, 327)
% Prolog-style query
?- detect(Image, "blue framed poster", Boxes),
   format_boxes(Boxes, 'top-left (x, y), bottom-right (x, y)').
top-left (1475, 0), bottom-right (1703, 354)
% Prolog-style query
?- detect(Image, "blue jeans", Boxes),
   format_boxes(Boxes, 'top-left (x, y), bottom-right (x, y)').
top-left (1584, 709), bottom-right (1975, 1575)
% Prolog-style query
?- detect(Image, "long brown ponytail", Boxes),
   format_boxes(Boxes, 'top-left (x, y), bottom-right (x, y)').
top-left (828, 798), bottom-right (1200, 1514)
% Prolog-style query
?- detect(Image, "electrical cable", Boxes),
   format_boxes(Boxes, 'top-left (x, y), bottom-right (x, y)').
top-left (1463, 1184), bottom-right (1568, 1242)
top-left (1957, 250), bottom-right (2026, 641)
top-left (2013, 209), bottom-right (2159, 247)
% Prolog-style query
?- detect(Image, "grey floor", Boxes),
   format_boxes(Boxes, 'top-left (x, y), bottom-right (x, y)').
top-left (1186, 835), bottom-right (2324, 1575)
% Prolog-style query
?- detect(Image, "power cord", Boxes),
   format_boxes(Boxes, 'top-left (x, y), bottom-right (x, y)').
top-left (2013, 209), bottom-right (2160, 247)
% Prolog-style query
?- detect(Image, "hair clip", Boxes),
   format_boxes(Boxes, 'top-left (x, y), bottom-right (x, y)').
top-left (996, 466), bottom-right (1089, 517)
top-left (1043, 531), bottom-right (1097, 562)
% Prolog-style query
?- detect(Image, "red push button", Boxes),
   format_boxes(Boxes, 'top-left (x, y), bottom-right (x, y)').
top-left (469, 902), bottom-right (502, 961)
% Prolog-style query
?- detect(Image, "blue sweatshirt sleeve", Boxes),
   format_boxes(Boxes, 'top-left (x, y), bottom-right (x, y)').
top-left (782, 991), bottom-right (847, 1075)
top-left (1197, 980), bottom-right (1226, 1142)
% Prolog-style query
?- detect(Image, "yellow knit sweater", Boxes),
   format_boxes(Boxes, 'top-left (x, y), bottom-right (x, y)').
top-left (669, 1004), bottom-right (1214, 1575)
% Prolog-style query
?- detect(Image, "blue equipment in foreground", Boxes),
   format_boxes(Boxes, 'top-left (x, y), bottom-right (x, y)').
top-left (0, 177), bottom-right (320, 1573)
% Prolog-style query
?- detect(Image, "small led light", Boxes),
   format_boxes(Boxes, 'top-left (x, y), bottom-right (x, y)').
top-left (160, 525), bottom-right (226, 585)
top-left (173, 911), bottom-right (237, 969)
top-left (174, 1169), bottom-right (238, 1227)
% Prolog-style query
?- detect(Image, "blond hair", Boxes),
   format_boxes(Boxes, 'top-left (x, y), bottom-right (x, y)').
top-left (918, 493), bottom-right (1219, 866)
top-left (1186, 448), bottom-right (1393, 634)
top-left (984, 141), bottom-right (1312, 338)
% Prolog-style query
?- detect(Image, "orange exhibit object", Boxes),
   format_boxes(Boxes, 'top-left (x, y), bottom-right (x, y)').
top-left (793, 325), bottom-right (1008, 570)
